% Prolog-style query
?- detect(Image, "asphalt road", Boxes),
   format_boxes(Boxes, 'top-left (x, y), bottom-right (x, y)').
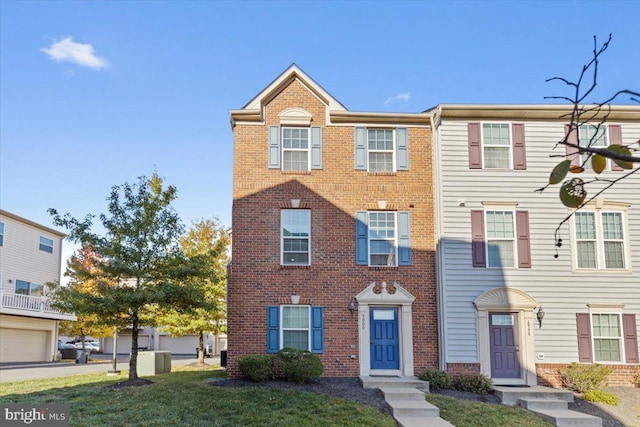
top-left (0, 354), bottom-right (220, 383)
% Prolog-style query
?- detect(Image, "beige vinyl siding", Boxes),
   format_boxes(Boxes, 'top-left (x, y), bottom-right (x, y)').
top-left (437, 119), bottom-right (640, 365)
top-left (0, 213), bottom-right (63, 294)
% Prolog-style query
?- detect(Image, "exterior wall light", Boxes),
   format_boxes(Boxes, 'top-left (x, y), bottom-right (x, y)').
top-left (349, 298), bottom-right (357, 315)
top-left (536, 306), bottom-right (545, 328)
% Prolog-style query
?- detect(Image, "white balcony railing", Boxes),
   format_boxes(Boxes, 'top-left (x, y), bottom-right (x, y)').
top-left (0, 289), bottom-right (76, 320)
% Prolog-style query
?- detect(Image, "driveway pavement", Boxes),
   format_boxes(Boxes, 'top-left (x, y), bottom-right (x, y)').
top-left (0, 353), bottom-right (220, 383)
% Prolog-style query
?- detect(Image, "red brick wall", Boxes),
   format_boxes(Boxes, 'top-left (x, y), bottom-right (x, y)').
top-left (536, 364), bottom-right (640, 388)
top-left (228, 78), bottom-right (438, 378)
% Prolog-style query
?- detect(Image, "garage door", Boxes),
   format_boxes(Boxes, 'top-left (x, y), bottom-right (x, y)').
top-left (159, 335), bottom-right (199, 354)
top-left (0, 329), bottom-right (49, 362)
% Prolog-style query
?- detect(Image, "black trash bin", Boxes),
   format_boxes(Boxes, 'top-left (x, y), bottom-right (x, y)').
top-left (60, 347), bottom-right (77, 360)
top-left (220, 349), bottom-right (227, 367)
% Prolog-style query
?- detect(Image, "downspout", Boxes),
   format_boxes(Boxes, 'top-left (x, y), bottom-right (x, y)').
top-left (429, 107), bottom-right (448, 372)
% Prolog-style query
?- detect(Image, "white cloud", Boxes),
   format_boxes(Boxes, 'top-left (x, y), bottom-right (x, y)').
top-left (41, 37), bottom-right (109, 70)
top-left (384, 92), bottom-right (411, 105)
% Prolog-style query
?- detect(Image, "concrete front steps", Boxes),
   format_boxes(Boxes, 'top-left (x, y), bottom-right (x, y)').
top-left (360, 376), bottom-right (454, 427)
top-left (494, 385), bottom-right (602, 427)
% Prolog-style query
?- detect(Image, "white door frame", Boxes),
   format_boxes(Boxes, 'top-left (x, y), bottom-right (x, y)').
top-left (473, 287), bottom-right (538, 386)
top-left (356, 281), bottom-right (415, 377)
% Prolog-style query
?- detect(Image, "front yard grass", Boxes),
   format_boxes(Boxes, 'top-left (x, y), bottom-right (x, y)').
top-left (0, 367), bottom-right (395, 427)
top-left (425, 393), bottom-right (553, 427)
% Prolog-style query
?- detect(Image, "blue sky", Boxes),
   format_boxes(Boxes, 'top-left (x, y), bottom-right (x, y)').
top-left (1, 0), bottom-right (639, 267)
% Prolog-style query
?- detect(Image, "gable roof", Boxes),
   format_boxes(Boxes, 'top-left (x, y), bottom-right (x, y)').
top-left (229, 64), bottom-right (347, 126)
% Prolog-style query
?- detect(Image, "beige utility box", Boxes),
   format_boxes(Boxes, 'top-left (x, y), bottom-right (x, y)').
top-left (137, 351), bottom-right (171, 376)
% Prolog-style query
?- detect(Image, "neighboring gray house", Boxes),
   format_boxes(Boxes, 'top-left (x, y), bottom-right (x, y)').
top-left (0, 209), bottom-right (75, 362)
top-left (429, 105), bottom-right (640, 386)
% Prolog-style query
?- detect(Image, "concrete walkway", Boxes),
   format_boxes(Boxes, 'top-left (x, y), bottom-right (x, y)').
top-left (0, 354), bottom-right (220, 383)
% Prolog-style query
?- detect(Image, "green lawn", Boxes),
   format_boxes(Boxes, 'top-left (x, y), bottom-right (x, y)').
top-left (425, 393), bottom-right (553, 427)
top-left (0, 367), bottom-right (396, 427)
top-left (1, 366), bottom-right (555, 427)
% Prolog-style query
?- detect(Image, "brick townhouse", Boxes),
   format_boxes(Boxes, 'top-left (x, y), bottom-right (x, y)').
top-left (227, 64), bottom-right (439, 378)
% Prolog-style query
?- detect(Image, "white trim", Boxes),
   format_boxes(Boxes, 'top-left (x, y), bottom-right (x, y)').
top-left (473, 287), bottom-right (538, 386)
top-left (356, 282), bottom-right (415, 377)
top-left (278, 107), bottom-right (313, 126)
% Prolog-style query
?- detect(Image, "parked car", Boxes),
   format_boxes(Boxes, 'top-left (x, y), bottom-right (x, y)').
top-left (67, 339), bottom-right (100, 353)
top-left (58, 339), bottom-right (76, 350)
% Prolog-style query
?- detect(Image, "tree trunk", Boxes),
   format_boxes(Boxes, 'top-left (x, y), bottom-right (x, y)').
top-left (198, 331), bottom-right (204, 364)
top-left (129, 313), bottom-right (139, 381)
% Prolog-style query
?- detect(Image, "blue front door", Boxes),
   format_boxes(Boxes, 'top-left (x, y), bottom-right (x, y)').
top-left (370, 308), bottom-right (399, 370)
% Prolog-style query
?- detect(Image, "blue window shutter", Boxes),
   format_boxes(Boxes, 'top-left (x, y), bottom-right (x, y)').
top-left (311, 306), bottom-right (324, 353)
top-left (355, 127), bottom-right (367, 170)
top-left (268, 126), bottom-right (281, 169)
top-left (311, 126), bottom-right (323, 169)
top-left (398, 211), bottom-right (411, 265)
top-left (396, 127), bottom-right (409, 171)
top-left (267, 306), bottom-right (280, 353)
top-left (356, 211), bottom-right (368, 265)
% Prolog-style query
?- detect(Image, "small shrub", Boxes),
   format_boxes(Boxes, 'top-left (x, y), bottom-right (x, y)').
top-left (582, 389), bottom-right (619, 405)
top-left (559, 363), bottom-right (611, 394)
top-left (454, 372), bottom-right (492, 394)
top-left (238, 355), bottom-right (273, 382)
top-left (277, 348), bottom-right (324, 384)
top-left (633, 369), bottom-right (640, 388)
top-left (417, 369), bottom-right (452, 390)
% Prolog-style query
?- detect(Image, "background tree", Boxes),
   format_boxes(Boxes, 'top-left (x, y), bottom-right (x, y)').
top-left (536, 34), bottom-right (639, 253)
top-left (55, 244), bottom-right (116, 350)
top-left (49, 173), bottom-right (207, 383)
top-left (151, 218), bottom-right (229, 364)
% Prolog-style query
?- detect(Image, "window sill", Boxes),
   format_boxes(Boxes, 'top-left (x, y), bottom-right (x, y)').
top-left (368, 266), bottom-right (399, 270)
top-left (571, 268), bottom-right (632, 274)
top-left (280, 170), bottom-right (312, 175)
top-left (280, 265), bottom-right (311, 269)
top-left (366, 172), bottom-right (397, 176)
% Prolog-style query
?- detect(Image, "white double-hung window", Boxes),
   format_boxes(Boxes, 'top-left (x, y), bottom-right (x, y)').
top-left (592, 313), bottom-right (623, 362)
top-left (368, 211), bottom-right (397, 266)
top-left (282, 128), bottom-right (309, 171)
top-left (282, 305), bottom-right (311, 350)
top-left (281, 209), bottom-right (310, 265)
top-left (579, 124), bottom-right (607, 163)
top-left (485, 210), bottom-right (515, 268)
top-left (368, 129), bottom-right (394, 172)
top-left (574, 210), bottom-right (626, 270)
top-left (482, 123), bottom-right (511, 169)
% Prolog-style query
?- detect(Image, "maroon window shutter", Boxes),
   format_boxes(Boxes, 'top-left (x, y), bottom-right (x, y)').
top-left (516, 211), bottom-right (531, 268)
top-left (565, 124), bottom-right (580, 167)
top-left (576, 313), bottom-right (593, 363)
top-left (623, 314), bottom-right (639, 363)
top-left (468, 123), bottom-right (482, 169)
top-left (512, 123), bottom-right (527, 170)
top-left (471, 210), bottom-right (486, 267)
top-left (609, 125), bottom-right (624, 171)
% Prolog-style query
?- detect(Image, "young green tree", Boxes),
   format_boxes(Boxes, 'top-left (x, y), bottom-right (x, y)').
top-left (152, 218), bottom-right (229, 364)
top-left (48, 173), bottom-right (206, 382)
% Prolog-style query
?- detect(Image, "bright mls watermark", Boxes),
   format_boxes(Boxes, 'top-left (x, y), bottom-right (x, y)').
top-left (1, 404), bottom-right (69, 426)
